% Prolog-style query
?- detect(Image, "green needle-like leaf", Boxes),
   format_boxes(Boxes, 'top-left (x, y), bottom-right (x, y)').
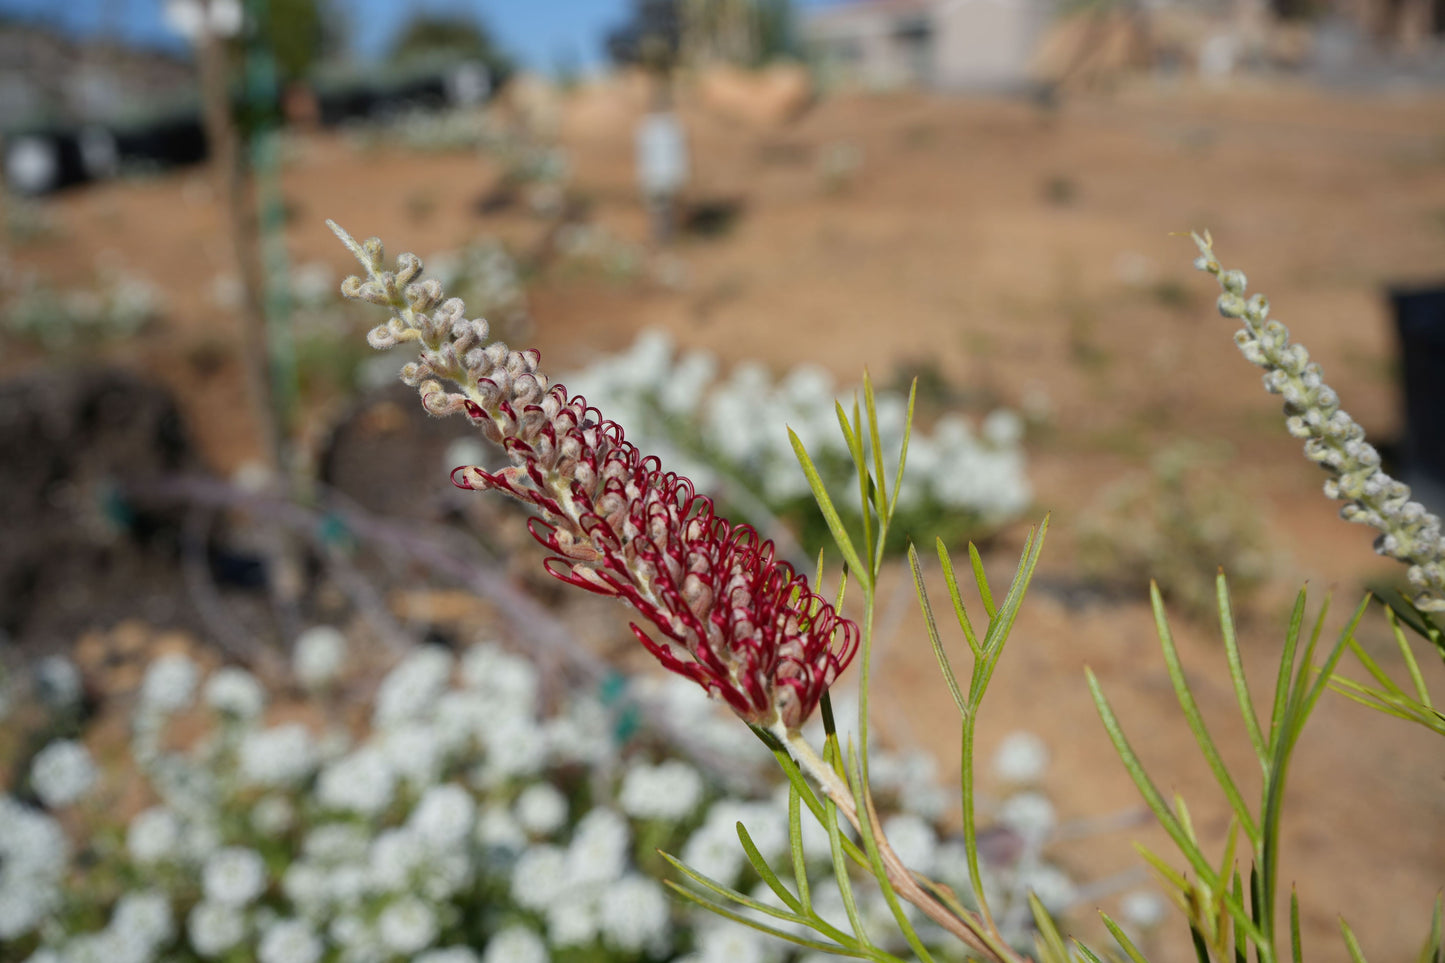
top-left (970, 542), bottom-right (997, 621)
top-left (788, 786), bottom-right (812, 911)
top-left (1290, 889), bottom-right (1304, 963)
top-left (837, 397), bottom-right (876, 573)
top-left (791, 428), bottom-right (870, 590)
top-left (1217, 573), bottom-right (1267, 765)
top-left (909, 544), bottom-right (967, 715)
top-left (1100, 912), bottom-right (1152, 963)
top-left (823, 775), bottom-right (872, 948)
top-left (1339, 918), bottom-right (1369, 963)
top-left (1417, 895), bottom-right (1442, 963)
top-left (1088, 669), bottom-right (1221, 891)
top-left (863, 371), bottom-right (890, 531)
top-left (736, 822), bottom-right (805, 915)
top-left (1269, 590), bottom-right (1309, 750)
top-left (887, 378), bottom-right (918, 521)
top-left (1150, 582), bottom-right (1260, 843)
top-left (1389, 609), bottom-right (1433, 706)
top-left (969, 518), bottom-right (1048, 705)
top-left (937, 540), bottom-right (983, 658)
top-left (1029, 893), bottom-right (1071, 963)
top-left (1190, 924), bottom-right (1213, 963)
top-left (662, 876), bottom-right (876, 957)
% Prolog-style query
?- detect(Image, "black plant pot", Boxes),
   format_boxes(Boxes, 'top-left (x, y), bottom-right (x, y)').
top-left (1390, 284), bottom-right (1445, 514)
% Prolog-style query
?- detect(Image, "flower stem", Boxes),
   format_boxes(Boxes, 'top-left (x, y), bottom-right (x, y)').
top-left (775, 725), bottom-right (1026, 963)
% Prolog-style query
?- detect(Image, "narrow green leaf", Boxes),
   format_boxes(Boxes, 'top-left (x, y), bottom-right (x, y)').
top-left (1260, 595), bottom-right (1366, 950)
top-left (1073, 940), bottom-right (1110, 963)
top-left (1339, 917), bottom-right (1369, 963)
top-left (886, 378), bottom-right (918, 522)
top-left (1231, 869), bottom-right (1248, 963)
top-left (834, 398), bottom-right (862, 463)
top-left (1190, 924), bottom-right (1213, 963)
top-left (1416, 894), bottom-right (1442, 963)
top-left (662, 878), bottom-right (875, 957)
top-left (736, 822), bottom-right (805, 915)
top-left (1134, 842), bottom-right (1190, 894)
top-left (788, 785), bottom-right (812, 911)
top-left (1389, 608), bottom-right (1433, 707)
top-left (937, 539), bottom-right (983, 659)
top-left (839, 397), bottom-right (876, 575)
top-left (863, 370), bottom-right (890, 531)
top-left (1290, 888), bottom-right (1304, 963)
top-left (1283, 593), bottom-right (1335, 731)
top-left (1029, 893), bottom-right (1071, 963)
top-left (1326, 677), bottom-right (1429, 727)
top-left (1218, 573), bottom-right (1267, 765)
top-left (661, 851), bottom-right (800, 922)
top-left (969, 518), bottom-right (1049, 705)
top-left (1269, 589), bottom-right (1309, 750)
top-left (1215, 817), bottom-right (1241, 908)
top-left (1290, 596), bottom-right (1369, 753)
top-left (1345, 636), bottom-right (1408, 698)
top-left (909, 544), bottom-right (968, 715)
top-left (960, 714), bottom-right (993, 931)
top-left (1088, 670), bottom-right (1221, 891)
top-left (822, 772), bottom-right (872, 948)
top-left (1096, 684), bottom-right (1266, 950)
top-left (1151, 581), bottom-right (1260, 843)
top-left (790, 428), bottom-right (870, 590)
top-left (1175, 794), bottom-right (1199, 849)
top-left (1100, 912), bottom-right (1152, 963)
top-left (970, 542), bottom-right (997, 621)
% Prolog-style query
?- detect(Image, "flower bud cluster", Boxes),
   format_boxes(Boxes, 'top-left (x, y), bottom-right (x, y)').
top-left (1193, 231), bottom-right (1445, 611)
top-left (329, 221), bottom-right (859, 730)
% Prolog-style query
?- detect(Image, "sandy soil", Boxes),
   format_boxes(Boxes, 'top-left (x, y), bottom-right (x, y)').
top-left (8, 76), bottom-right (1445, 961)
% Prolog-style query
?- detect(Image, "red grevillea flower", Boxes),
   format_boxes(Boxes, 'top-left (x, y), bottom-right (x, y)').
top-left (329, 221), bottom-right (857, 731)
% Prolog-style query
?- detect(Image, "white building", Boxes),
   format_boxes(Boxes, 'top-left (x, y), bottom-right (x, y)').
top-left (804, 0), bottom-right (1052, 91)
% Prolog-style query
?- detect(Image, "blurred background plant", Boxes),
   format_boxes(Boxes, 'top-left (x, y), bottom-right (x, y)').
top-left (1076, 442), bottom-right (1269, 620)
top-left (0, 625), bottom-right (1103, 963)
top-left (1, 261), bottom-right (161, 350)
top-left (562, 329), bottom-right (1032, 560)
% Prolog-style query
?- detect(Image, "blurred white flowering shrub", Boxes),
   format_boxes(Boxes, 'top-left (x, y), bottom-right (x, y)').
top-left (0, 630), bottom-right (1085, 963)
top-left (1, 264), bottom-right (159, 350)
top-left (562, 330), bottom-right (1032, 556)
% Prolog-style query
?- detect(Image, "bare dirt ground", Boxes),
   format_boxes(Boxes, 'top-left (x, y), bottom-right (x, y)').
top-left (8, 76), bottom-right (1445, 961)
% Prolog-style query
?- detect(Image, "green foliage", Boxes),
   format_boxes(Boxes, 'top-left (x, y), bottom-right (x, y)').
top-left (258, 0), bottom-right (345, 83)
top-left (387, 11), bottom-right (509, 73)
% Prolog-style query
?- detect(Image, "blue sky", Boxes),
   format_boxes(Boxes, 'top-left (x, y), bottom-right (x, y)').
top-left (0, 0), bottom-right (828, 72)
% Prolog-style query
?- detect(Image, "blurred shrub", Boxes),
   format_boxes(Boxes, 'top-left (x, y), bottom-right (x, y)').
top-left (1, 265), bottom-right (160, 350)
top-left (0, 631), bottom-right (1077, 961)
top-left (563, 330), bottom-right (1032, 556)
top-left (1078, 443), bottom-right (1269, 619)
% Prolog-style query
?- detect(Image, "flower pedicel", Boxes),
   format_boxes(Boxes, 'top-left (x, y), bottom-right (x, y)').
top-left (329, 221), bottom-right (858, 732)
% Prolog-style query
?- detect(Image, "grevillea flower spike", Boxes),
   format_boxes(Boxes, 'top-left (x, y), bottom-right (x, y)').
top-left (329, 221), bottom-right (858, 731)
top-left (1194, 231), bottom-right (1445, 613)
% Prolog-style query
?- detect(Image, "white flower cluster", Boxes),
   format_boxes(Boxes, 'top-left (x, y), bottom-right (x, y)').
top-left (2, 266), bottom-right (160, 350)
top-left (562, 329), bottom-right (1032, 536)
top-left (3, 631), bottom-right (1078, 962)
top-left (0, 797), bottom-right (68, 941)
